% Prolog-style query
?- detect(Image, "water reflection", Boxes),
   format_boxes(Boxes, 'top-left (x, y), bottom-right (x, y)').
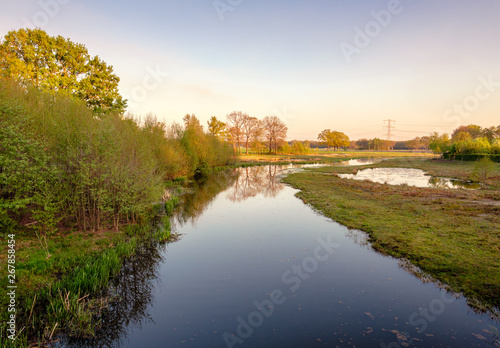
top-left (176, 170), bottom-right (238, 226)
top-left (56, 241), bottom-right (167, 348)
top-left (338, 167), bottom-right (480, 189)
top-left (226, 166), bottom-right (285, 203)
top-left (336, 158), bottom-right (381, 166)
top-left (177, 166), bottom-right (287, 227)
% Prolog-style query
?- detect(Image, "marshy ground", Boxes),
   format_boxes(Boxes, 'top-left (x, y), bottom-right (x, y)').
top-left (283, 157), bottom-right (500, 311)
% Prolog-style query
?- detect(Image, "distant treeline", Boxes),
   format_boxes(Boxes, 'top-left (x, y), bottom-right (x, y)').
top-left (349, 137), bottom-right (430, 151)
top-left (430, 124), bottom-right (500, 162)
top-left (284, 137), bottom-right (431, 151)
top-left (0, 79), bottom-right (233, 235)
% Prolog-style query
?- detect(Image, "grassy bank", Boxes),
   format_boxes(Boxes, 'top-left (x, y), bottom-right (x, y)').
top-left (236, 151), bottom-right (435, 165)
top-left (0, 198), bottom-right (178, 347)
top-left (283, 158), bottom-right (500, 311)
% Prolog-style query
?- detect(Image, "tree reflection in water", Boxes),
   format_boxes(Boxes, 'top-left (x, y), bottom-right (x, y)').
top-left (226, 165), bottom-right (285, 203)
top-left (57, 241), bottom-right (167, 348)
top-left (177, 165), bottom-right (286, 227)
top-left (176, 169), bottom-right (239, 226)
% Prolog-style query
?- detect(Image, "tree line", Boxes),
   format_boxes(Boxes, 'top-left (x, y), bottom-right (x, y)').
top-left (429, 124), bottom-right (500, 159)
top-left (0, 79), bottom-right (233, 235)
top-left (352, 137), bottom-right (430, 151)
top-left (207, 112), bottom-right (289, 155)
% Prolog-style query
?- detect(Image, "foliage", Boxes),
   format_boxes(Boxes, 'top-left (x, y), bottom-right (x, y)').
top-left (429, 132), bottom-right (451, 154)
top-left (472, 157), bottom-right (497, 182)
top-left (0, 28), bottom-right (126, 114)
top-left (318, 129), bottom-right (350, 150)
top-left (451, 124), bottom-right (483, 140)
top-left (455, 137), bottom-right (491, 154)
top-left (492, 139), bottom-right (500, 154)
top-left (438, 125), bottom-right (500, 160)
top-left (207, 116), bottom-right (227, 140)
top-left (291, 141), bottom-right (311, 155)
top-left (0, 79), bottom-right (232, 236)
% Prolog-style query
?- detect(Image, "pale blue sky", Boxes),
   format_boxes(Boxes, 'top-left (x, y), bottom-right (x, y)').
top-left (1, 0), bottom-right (499, 140)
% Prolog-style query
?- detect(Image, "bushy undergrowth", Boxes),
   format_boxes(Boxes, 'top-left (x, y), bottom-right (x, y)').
top-left (0, 78), bottom-right (233, 236)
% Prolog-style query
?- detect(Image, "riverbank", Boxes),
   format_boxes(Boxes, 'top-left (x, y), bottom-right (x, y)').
top-left (283, 158), bottom-right (500, 311)
top-left (0, 199), bottom-right (178, 347)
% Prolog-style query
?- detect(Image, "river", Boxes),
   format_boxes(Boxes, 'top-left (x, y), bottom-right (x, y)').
top-left (58, 165), bottom-right (500, 348)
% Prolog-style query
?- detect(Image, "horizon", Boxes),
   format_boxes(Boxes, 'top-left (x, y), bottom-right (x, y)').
top-left (1, 0), bottom-right (499, 141)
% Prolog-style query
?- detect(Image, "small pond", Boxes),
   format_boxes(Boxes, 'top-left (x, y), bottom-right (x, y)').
top-left (337, 167), bottom-right (481, 189)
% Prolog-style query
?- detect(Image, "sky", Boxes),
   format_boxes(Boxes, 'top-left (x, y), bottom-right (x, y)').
top-left (1, 0), bottom-right (500, 140)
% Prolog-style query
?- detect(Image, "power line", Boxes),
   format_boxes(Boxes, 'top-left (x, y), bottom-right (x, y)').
top-left (345, 124), bottom-right (382, 131)
top-left (397, 123), bottom-right (450, 127)
top-left (397, 130), bottom-right (433, 133)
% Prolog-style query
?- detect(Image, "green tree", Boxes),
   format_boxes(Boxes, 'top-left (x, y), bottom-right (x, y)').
top-left (0, 28), bottom-right (126, 114)
top-left (207, 116), bottom-right (227, 140)
top-left (318, 129), bottom-right (334, 151)
top-left (491, 139), bottom-right (500, 154)
top-left (318, 130), bottom-right (350, 151)
top-left (451, 125), bottom-right (482, 140)
top-left (481, 126), bottom-right (499, 143)
top-left (429, 132), bottom-right (451, 154)
top-left (452, 131), bottom-right (472, 143)
top-left (333, 131), bottom-right (351, 150)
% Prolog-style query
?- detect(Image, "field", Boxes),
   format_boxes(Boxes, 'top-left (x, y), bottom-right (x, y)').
top-left (236, 150), bottom-right (436, 165)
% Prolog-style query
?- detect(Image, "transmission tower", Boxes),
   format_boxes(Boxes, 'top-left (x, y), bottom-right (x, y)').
top-left (383, 119), bottom-right (396, 140)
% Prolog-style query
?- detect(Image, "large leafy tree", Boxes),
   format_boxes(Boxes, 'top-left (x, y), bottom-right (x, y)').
top-left (451, 125), bottom-right (482, 140)
top-left (318, 129), bottom-right (350, 151)
top-left (0, 28), bottom-right (126, 114)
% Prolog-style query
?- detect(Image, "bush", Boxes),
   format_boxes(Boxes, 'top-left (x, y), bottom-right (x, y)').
top-left (473, 157), bottom-right (497, 181)
top-left (443, 153), bottom-right (500, 163)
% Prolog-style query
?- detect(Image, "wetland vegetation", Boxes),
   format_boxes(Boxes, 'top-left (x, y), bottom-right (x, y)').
top-left (283, 157), bottom-right (500, 311)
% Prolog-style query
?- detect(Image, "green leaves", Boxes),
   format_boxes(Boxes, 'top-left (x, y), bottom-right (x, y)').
top-left (0, 77), bottom-right (232, 235)
top-left (0, 28), bottom-right (126, 114)
top-left (317, 129), bottom-right (350, 150)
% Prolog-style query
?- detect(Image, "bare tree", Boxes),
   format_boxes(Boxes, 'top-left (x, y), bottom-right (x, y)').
top-left (241, 115), bottom-right (261, 154)
top-left (226, 111), bottom-right (246, 154)
top-left (263, 116), bottom-right (288, 154)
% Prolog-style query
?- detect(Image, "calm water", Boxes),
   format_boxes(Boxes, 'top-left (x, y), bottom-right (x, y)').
top-left (338, 167), bottom-right (481, 189)
top-left (59, 166), bottom-right (499, 348)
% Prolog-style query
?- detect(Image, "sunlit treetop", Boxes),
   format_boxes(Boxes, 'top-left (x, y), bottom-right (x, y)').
top-left (0, 28), bottom-right (127, 115)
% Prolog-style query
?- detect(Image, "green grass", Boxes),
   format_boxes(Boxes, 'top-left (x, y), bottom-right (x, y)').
top-left (283, 158), bottom-right (500, 312)
top-left (236, 151), bottom-right (436, 165)
top-left (0, 198), bottom-right (180, 346)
